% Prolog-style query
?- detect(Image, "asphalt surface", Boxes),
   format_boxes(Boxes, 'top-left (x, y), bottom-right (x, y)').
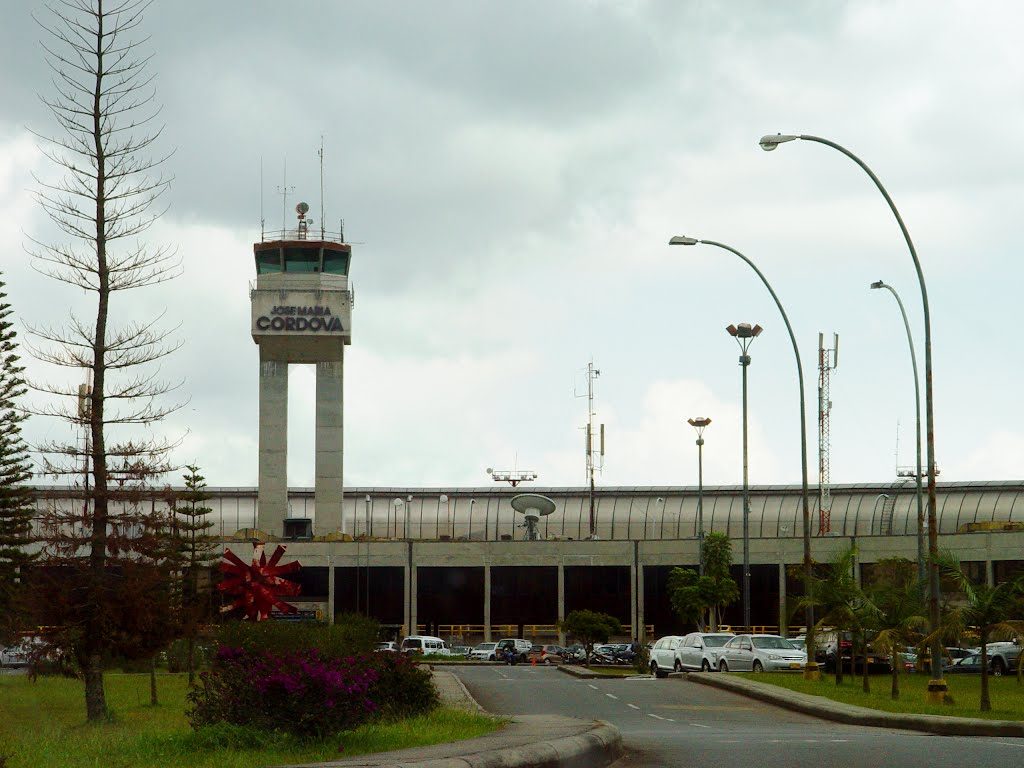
top-left (454, 666), bottom-right (1024, 768)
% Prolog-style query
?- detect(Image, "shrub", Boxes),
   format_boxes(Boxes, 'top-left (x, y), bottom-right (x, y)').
top-left (215, 615), bottom-right (379, 658)
top-left (189, 646), bottom-right (379, 739)
top-left (365, 651), bottom-right (438, 719)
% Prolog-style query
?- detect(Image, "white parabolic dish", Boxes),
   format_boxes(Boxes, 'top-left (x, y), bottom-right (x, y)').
top-left (510, 493), bottom-right (556, 519)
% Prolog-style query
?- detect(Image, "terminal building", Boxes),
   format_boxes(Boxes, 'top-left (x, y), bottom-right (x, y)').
top-left (30, 480), bottom-right (1024, 644)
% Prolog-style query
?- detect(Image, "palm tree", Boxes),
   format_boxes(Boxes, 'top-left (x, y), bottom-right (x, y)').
top-left (869, 580), bottom-right (927, 700)
top-left (935, 551), bottom-right (1024, 712)
top-left (794, 547), bottom-right (870, 685)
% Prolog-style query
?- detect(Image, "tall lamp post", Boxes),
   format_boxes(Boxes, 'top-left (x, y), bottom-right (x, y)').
top-left (669, 236), bottom-right (818, 677)
top-left (728, 323), bottom-right (761, 632)
top-left (760, 133), bottom-right (944, 696)
top-left (870, 280), bottom-right (926, 589)
top-left (688, 417), bottom-right (712, 576)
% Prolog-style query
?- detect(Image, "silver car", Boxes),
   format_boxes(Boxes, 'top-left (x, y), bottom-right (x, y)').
top-left (469, 642), bottom-right (498, 661)
top-left (718, 634), bottom-right (806, 672)
top-left (676, 632), bottom-right (735, 672)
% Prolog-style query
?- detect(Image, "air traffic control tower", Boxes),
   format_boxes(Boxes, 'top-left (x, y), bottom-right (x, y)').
top-left (251, 203), bottom-right (353, 538)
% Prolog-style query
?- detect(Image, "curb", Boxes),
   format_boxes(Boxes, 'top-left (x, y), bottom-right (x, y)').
top-left (445, 669), bottom-right (486, 714)
top-left (557, 665), bottom-right (639, 680)
top-left (686, 672), bottom-right (1024, 738)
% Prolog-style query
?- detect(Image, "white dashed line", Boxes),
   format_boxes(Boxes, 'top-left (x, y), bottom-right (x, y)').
top-left (992, 741), bottom-right (1024, 749)
top-left (648, 713), bottom-right (666, 720)
top-left (587, 684), bottom-right (599, 690)
top-left (627, 704), bottom-right (639, 710)
top-left (690, 723), bottom-right (710, 728)
top-left (605, 693), bottom-right (618, 700)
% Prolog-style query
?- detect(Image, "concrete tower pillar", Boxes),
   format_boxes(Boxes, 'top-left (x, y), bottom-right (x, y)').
top-left (258, 355), bottom-right (289, 534)
top-left (315, 357), bottom-right (344, 533)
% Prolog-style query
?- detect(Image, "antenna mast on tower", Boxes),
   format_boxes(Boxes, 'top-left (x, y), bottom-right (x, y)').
top-left (576, 360), bottom-right (604, 539)
top-left (817, 332), bottom-right (838, 535)
top-left (318, 135), bottom-right (326, 240)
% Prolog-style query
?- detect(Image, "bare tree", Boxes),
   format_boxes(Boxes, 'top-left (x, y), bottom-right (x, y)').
top-left (26, 0), bottom-right (180, 722)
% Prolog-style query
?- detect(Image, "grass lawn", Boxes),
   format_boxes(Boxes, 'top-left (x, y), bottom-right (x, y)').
top-left (0, 672), bottom-right (501, 768)
top-left (752, 672), bottom-right (1024, 721)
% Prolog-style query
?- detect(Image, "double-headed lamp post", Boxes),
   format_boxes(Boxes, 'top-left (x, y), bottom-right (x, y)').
top-left (669, 235), bottom-right (818, 677)
top-left (870, 280), bottom-right (926, 590)
top-left (688, 417), bottom-right (712, 576)
top-left (760, 133), bottom-right (944, 695)
top-left (728, 323), bottom-right (761, 632)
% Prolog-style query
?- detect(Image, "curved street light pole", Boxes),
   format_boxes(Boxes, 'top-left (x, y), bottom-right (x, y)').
top-left (760, 133), bottom-right (943, 692)
top-left (688, 417), bottom-right (712, 578)
top-left (870, 280), bottom-right (926, 591)
top-left (669, 236), bottom-right (818, 677)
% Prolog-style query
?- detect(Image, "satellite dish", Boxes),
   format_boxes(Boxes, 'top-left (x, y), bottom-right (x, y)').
top-left (510, 494), bottom-right (556, 541)
top-left (296, 201), bottom-right (310, 215)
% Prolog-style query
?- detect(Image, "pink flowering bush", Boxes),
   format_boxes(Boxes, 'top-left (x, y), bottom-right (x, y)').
top-left (188, 645), bottom-right (437, 738)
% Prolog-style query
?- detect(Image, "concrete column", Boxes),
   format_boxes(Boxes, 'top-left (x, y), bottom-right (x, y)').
top-left (557, 564), bottom-right (566, 646)
top-left (483, 564), bottom-right (492, 642)
top-left (315, 357), bottom-right (344, 533)
top-left (986, 559), bottom-right (995, 588)
top-left (778, 562), bottom-right (787, 635)
top-left (257, 356), bottom-right (288, 536)
top-left (409, 563), bottom-right (418, 635)
top-left (636, 562), bottom-right (646, 641)
top-left (327, 554), bottom-right (335, 625)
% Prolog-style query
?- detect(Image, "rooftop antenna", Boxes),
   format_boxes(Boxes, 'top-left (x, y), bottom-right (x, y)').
top-left (339, 218), bottom-right (345, 242)
top-left (259, 157), bottom-right (265, 240)
top-left (318, 135), bottom-right (326, 240)
top-left (276, 158), bottom-right (294, 234)
top-left (575, 360), bottom-right (604, 538)
top-left (817, 332), bottom-right (838, 535)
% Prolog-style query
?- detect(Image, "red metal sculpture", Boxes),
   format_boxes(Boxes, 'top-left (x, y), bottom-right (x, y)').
top-left (218, 543), bottom-right (301, 621)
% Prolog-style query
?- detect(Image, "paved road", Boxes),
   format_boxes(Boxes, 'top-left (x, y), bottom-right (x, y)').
top-left (455, 666), bottom-right (1024, 767)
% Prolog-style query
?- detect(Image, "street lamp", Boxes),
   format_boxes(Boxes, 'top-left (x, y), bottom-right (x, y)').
top-left (688, 417), bottom-right (712, 576)
top-left (726, 323), bottom-right (761, 631)
top-left (870, 280), bottom-right (926, 589)
top-left (670, 235), bottom-right (817, 676)
top-left (761, 133), bottom-right (944, 695)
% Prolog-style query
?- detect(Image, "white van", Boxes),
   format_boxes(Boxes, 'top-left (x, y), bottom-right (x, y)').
top-left (400, 635), bottom-right (452, 657)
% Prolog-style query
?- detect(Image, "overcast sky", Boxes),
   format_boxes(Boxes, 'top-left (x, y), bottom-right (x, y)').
top-left (1, 0), bottom-right (1021, 491)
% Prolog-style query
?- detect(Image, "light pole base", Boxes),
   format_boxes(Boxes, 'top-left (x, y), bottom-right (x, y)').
top-left (803, 662), bottom-right (821, 681)
top-left (926, 678), bottom-right (948, 703)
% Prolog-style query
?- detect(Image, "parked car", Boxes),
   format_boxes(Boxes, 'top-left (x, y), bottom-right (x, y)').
top-left (717, 634), bottom-right (806, 673)
top-left (649, 635), bottom-right (686, 677)
top-left (0, 642), bottom-right (31, 667)
top-left (589, 644), bottom-right (618, 665)
top-left (563, 644), bottom-right (587, 663)
top-left (400, 635), bottom-right (452, 656)
top-left (469, 642), bottom-right (499, 661)
top-left (375, 641), bottom-right (399, 653)
top-left (819, 630), bottom-right (891, 673)
top-left (676, 632), bottom-right (735, 672)
top-left (983, 642), bottom-right (1021, 676)
top-left (944, 653), bottom-right (992, 675)
top-left (450, 645), bottom-right (472, 657)
top-left (494, 638), bottom-right (532, 663)
top-left (528, 644), bottom-right (566, 665)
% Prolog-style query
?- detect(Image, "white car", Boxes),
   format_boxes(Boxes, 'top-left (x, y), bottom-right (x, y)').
top-left (649, 635), bottom-right (686, 678)
top-left (374, 641), bottom-right (399, 652)
top-left (469, 642), bottom-right (499, 661)
top-left (718, 634), bottom-right (806, 673)
top-left (676, 632), bottom-right (735, 672)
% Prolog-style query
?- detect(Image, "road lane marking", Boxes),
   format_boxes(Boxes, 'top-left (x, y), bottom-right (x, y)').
top-left (690, 723), bottom-right (710, 728)
top-left (992, 741), bottom-right (1024, 748)
top-left (605, 693), bottom-right (618, 700)
top-left (648, 713), bottom-right (666, 720)
top-left (587, 684), bottom-right (599, 690)
top-left (627, 704), bottom-right (639, 710)
top-left (665, 718), bottom-right (676, 722)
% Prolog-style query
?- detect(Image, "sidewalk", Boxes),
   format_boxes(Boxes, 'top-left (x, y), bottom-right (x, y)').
top-left (686, 672), bottom-right (1024, 738)
top-left (285, 668), bottom-right (623, 768)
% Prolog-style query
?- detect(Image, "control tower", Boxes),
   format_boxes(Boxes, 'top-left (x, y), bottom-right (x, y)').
top-left (251, 203), bottom-right (353, 537)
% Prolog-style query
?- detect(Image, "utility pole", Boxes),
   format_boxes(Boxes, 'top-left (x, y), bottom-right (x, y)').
top-left (817, 332), bottom-right (838, 535)
top-left (577, 361), bottom-right (604, 538)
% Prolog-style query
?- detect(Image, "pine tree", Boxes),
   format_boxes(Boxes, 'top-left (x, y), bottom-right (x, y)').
top-left (0, 273), bottom-right (35, 636)
top-left (173, 464), bottom-right (217, 684)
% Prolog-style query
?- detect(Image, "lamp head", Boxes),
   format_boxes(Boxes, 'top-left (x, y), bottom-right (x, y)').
top-left (759, 133), bottom-right (798, 151)
top-left (870, 280), bottom-right (885, 290)
top-left (688, 417), bottom-right (712, 428)
top-left (669, 235), bottom-right (699, 246)
top-left (727, 322), bottom-right (763, 338)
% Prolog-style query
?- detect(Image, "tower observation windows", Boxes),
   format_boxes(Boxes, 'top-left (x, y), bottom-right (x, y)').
top-left (255, 246), bottom-right (283, 274)
top-left (284, 246), bottom-right (321, 273)
top-left (322, 246), bottom-right (350, 275)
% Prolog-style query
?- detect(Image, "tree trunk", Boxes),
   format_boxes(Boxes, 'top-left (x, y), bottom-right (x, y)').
top-left (187, 634), bottom-right (195, 686)
top-left (980, 629), bottom-right (990, 712)
top-left (890, 649), bottom-right (900, 700)
top-left (83, 653), bottom-right (107, 721)
top-left (861, 632), bottom-right (870, 694)
top-left (835, 639), bottom-right (844, 685)
top-left (149, 654), bottom-right (158, 706)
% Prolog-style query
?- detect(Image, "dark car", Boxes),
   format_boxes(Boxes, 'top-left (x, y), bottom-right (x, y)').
top-left (944, 653), bottom-right (991, 675)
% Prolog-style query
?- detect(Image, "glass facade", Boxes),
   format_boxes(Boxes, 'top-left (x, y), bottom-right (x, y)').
top-left (322, 247), bottom-right (350, 275)
top-left (283, 246), bottom-right (321, 272)
top-left (255, 246), bottom-right (282, 274)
